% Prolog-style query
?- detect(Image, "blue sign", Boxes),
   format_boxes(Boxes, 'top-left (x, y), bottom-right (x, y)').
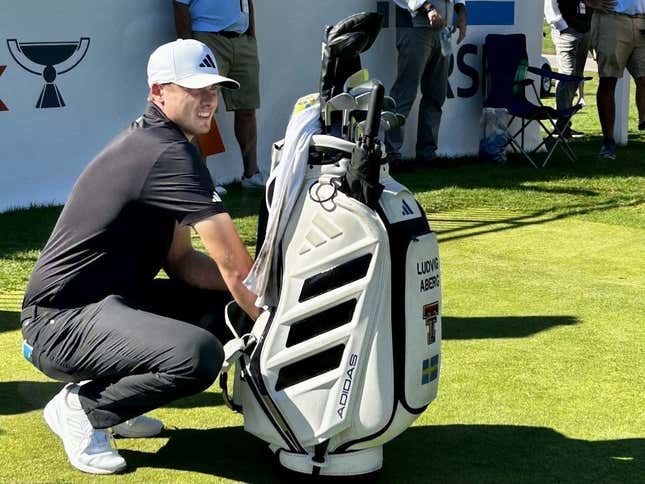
top-left (467, 1), bottom-right (515, 26)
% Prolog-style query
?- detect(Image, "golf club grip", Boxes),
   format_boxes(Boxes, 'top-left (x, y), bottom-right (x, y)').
top-left (364, 81), bottom-right (384, 143)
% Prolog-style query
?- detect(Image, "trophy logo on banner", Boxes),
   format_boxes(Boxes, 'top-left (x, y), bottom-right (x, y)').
top-left (6, 38), bottom-right (90, 109)
top-left (0, 65), bottom-right (8, 111)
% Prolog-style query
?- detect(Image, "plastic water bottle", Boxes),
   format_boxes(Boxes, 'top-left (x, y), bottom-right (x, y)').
top-left (440, 28), bottom-right (452, 57)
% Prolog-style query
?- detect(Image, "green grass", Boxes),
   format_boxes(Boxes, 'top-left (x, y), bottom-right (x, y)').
top-left (543, 19), bottom-right (555, 55)
top-left (1, 86), bottom-right (644, 482)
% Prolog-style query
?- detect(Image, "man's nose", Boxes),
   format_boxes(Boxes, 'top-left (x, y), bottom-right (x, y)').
top-left (202, 91), bottom-right (217, 105)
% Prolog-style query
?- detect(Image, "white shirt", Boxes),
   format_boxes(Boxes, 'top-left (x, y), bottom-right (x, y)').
top-left (544, 0), bottom-right (569, 32)
top-left (394, 0), bottom-right (465, 18)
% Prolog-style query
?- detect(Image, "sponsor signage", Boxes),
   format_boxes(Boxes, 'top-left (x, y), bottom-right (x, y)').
top-left (0, 65), bottom-right (7, 111)
top-left (7, 38), bottom-right (90, 108)
top-left (5, 1), bottom-right (629, 211)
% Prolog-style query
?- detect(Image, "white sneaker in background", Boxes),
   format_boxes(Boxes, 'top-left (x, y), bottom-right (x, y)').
top-left (111, 415), bottom-right (164, 438)
top-left (215, 185), bottom-right (227, 196)
top-left (241, 172), bottom-right (265, 189)
top-left (44, 384), bottom-right (126, 474)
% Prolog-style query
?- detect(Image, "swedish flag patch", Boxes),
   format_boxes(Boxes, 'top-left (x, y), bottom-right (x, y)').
top-left (421, 355), bottom-right (439, 385)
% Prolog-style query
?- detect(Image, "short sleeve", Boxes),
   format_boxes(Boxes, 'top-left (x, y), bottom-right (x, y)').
top-left (140, 141), bottom-right (225, 226)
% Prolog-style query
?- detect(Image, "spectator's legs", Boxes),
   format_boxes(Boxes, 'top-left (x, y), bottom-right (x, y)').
top-left (574, 33), bottom-right (591, 105)
top-left (417, 30), bottom-right (448, 161)
top-left (553, 28), bottom-right (581, 111)
top-left (234, 109), bottom-right (259, 177)
top-left (386, 27), bottom-right (433, 158)
top-left (597, 77), bottom-right (618, 142)
top-left (636, 77), bottom-right (645, 128)
top-left (552, 28), bottom-right (589, 132)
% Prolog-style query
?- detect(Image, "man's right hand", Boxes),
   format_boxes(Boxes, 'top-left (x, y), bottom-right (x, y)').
top-left (427, 9), bottom-right (446, 29)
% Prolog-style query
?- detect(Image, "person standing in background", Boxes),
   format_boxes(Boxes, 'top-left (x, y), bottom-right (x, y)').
top-left (544, 0), bottom-right (593, 138)
top-left (174, 0), bottom-right (265, 188)
top-left (386, 0), bottom-right (467, 166)
top-left (586, 0), bottom-right (645, 160)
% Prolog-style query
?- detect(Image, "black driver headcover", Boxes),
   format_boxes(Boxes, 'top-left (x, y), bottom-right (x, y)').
top-left (320, 12), bottom-right (383, 103)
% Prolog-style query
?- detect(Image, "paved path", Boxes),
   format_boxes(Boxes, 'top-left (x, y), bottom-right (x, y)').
top-left (543, 53), bottom-right (598, 72)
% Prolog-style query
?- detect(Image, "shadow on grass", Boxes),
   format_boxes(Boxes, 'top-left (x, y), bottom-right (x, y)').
top-left (0, 310), bottom-right (19, 333)
top-left (432, 197), bottom-right (643, 243)
top-left (382, 425), bottom-right (644, 483)
top-left (118, 424), bottom-right (644, 483)
top-left (443, 315), bottom-right (578, 339)
top-left (0, 205), bottom-right (61, 257)
top-left (1, 313), bottom-right (577, 414)
top-left (219, 184), bottom-right (265, 220)
top-left (0, 381), bottom-right (224, 415)
top-left (394, 137), bottom-right (645, 190)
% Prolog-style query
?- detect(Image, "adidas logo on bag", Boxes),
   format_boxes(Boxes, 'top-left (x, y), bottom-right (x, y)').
top-left (402, 199), bottom-right (414, 216)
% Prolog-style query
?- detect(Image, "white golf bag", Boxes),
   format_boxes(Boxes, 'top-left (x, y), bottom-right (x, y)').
top-left (220, 13), bottom-right (442, 477)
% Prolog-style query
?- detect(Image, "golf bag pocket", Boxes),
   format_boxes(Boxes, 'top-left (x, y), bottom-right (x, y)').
top-left (403, 231), bottom-right (441, 410)
top-left (378, 170), bottom-right (441, 411)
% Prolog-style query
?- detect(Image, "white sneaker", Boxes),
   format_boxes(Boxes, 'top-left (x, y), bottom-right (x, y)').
top-left (44, 384), bottom-right (126, 474)
top-left (111, 415), bottom-right (164, 438)
top-left (215, 185), bottom-right (227, 196)
top-left (241, 172), bottom-right (265, 189)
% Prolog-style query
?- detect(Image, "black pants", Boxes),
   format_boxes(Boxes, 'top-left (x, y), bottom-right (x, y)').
top-left (21, 280), bottom-right (232, 429)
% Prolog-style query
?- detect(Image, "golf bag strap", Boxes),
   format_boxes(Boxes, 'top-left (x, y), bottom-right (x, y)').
top-left (311, 440), bottom-right (330, 476)
top-left (219, 371), bottom-right (242, 413)
top-left (221, 334), bottom-right (255, 373)
top-left (219, 334), bottom-right (255, 412)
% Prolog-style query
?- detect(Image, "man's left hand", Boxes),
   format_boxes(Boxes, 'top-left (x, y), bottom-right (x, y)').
top-left (453, 7), bottom-right (467, 44)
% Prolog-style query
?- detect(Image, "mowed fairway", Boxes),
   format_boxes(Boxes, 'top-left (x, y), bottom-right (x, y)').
top-left (0, 75), bottom-right (644, 482)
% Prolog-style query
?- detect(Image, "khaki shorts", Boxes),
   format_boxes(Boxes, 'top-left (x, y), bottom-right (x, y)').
top-left (194, 31), bottom-right (260, 111)
top-left (591, 12), bottom-right (645, 79)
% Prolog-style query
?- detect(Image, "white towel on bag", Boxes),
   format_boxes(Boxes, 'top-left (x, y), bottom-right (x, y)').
top-left (243, 95), bottom-right (322, 308)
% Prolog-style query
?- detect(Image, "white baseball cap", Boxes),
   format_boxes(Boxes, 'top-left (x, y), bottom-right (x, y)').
top-left (147, 39), bottom-right (239, 89)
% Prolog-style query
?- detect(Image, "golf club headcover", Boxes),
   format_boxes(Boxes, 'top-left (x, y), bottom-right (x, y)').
top-left (320, 12), bottom-right (384, 104)
top-left (326, 12), bottom-right (383, 54)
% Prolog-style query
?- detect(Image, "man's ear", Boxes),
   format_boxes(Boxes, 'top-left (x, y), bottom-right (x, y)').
top-left (150, 83), bottom-right (164, 104)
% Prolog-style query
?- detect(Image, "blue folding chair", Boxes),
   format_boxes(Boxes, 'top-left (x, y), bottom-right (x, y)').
top-left (483, 33), bottom-right (590, 168)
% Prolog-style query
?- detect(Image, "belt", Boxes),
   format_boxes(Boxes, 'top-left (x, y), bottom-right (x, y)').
top-left (605, 10), bottom-right (645, 18)
top-left (215, 30), bottom-right (244, 38)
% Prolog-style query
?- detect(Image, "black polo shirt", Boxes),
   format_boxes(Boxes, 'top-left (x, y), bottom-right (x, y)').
top-left (23, 103), bottom-right (225, 309)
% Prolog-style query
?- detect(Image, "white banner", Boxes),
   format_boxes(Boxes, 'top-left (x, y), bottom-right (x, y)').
top-left (4, 1), bottom-right (622, 211)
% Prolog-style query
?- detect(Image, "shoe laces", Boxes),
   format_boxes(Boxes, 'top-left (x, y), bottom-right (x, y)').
top-left (85, 429), bottom-right (117, 455)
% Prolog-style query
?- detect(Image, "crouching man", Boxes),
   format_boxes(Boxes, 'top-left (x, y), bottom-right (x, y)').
top-left (20, 39), bottom-right (260, 474)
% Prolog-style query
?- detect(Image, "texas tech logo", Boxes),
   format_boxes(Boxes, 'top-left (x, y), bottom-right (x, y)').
top-left (423, 302), bottom-right (439, 345)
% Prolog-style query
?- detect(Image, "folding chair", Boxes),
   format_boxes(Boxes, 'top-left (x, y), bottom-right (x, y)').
top-left (483, 33), bottom-right (590, 168)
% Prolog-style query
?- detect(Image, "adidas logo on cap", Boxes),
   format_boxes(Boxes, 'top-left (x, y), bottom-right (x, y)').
top-left (200, 54), bottom-right (216, 69)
